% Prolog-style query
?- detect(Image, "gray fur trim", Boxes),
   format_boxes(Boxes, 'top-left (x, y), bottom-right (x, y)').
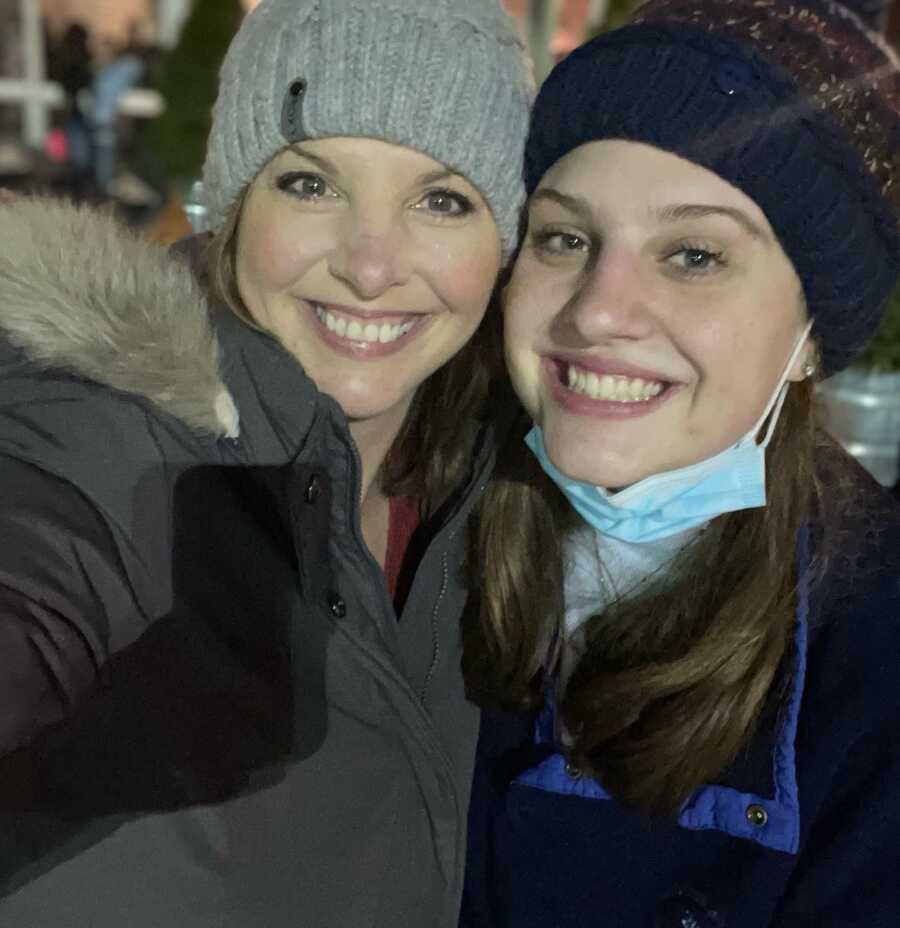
top-left (0, 198), bottom-right (238, 438)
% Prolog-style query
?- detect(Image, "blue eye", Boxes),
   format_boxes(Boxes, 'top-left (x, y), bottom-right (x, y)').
top-left (533, 229), bottom-right (590, 255)
top-left (666, 246), bottom-right (726, 276)
top-left (417, 189), bottom-right (473, 217)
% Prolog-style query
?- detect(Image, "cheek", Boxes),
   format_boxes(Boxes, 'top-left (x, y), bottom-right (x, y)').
top-left (238, 206), bottom-right (318, 292)
top-left (686, 307), bottom-right (798, 441)
top-left (501, 296), bottom-right (546, 415)
top-left (432, 238), bottom-right (500, 319)
top-left (502, 265), bottom-right (551, 353)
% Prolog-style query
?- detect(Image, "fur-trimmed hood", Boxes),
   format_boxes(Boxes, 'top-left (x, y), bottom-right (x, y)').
top-left (0, 198), bottom-right (239, 437)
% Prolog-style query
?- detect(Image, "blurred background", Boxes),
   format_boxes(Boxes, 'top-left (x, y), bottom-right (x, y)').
top-left (0, 0), bottom-right (899, 490)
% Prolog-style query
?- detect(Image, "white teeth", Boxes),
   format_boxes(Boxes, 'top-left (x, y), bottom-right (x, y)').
top-left (314, 303), bottom-right (414, 345)
top-left (564, 364), bottom-right (665, 403)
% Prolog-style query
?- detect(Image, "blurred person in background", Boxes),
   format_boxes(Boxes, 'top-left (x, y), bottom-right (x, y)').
top-left (40, 0), bottom-right (159, 201)
top-left (44, 22), bottom-right (92, 187)
top-left (0, 1), bottom-right (532, 926)
top-left (39, 0), bottom-right (157, 62)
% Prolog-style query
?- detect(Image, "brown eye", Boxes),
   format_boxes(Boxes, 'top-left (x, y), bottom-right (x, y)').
top-left (297, 176), bottom-right (326, 198)
top-left (276, 172), bottom-right (335, 200)
top-left (417, 189), bottom-right (473, 217)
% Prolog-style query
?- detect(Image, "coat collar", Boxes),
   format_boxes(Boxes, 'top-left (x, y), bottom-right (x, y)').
top-left (0, 198), bottom-right (238, 437)
top-left (519, 524), bottom-right (814, 855)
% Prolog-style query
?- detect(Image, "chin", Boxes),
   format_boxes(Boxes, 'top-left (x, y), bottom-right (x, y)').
top-left (541, 425), bottom-right (651, 490)
top-left (332, 389), bottom-right (410, 425)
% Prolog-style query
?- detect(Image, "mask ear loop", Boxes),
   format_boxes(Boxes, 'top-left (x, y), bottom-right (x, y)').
top-left (755, 320), bottom-right (814, 450)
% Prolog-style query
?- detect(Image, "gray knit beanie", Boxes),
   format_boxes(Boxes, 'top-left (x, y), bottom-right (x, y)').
top-left (202, 0), bottom-right (534, 259)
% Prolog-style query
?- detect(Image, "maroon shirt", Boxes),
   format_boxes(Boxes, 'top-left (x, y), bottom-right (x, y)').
top-left (384, 495), bottom-right (420, 602)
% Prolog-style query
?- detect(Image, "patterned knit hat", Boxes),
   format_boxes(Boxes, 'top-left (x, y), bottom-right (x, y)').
top-left (202, 0), bottom-right (534, 260)
top-left (525, 0), bottom-right (900, 372)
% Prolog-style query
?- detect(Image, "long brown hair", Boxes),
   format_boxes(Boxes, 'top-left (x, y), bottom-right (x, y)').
top-left (463, 378), bottom-right (835, 816)
top-left (205, 182), bottom-right (501, 508)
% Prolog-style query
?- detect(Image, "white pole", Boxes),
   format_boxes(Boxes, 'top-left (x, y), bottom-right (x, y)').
top-left (19, 0), bottom-right (48, 150)
top-left (156, 0), bottom-right (195, 50)
top-left (529, 0), bottom-right (562, 85)
top-left (589, 0), bottom-right (610, 30)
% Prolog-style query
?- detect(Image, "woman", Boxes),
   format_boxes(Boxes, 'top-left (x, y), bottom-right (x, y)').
top-left (0, 0), bottom-right (531, 925)
top-left (462, 1), bottom-right (900, 925)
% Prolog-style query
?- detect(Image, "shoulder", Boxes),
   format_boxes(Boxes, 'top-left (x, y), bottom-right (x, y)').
top-left (0, 333), bottom-right (223, 517)
top-left (804, 445), bottom-right (900, 730)
top-left (0, 197), bottom-right (237, 439)
top-left (813, 444), bottom-right (900, 614)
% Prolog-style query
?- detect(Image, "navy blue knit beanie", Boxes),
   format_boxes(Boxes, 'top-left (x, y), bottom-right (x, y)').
top-left (525, 0), bottom-right (900, 373)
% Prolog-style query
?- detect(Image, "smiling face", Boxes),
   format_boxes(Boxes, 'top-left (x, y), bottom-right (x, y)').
top-left (504, 140), bottom-right (814, 489)
top-left (235, 137), bottom-right (502, 437)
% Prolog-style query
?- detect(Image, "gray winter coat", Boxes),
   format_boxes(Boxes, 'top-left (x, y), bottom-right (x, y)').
top-left (0, 200), bottom-right (496, 927)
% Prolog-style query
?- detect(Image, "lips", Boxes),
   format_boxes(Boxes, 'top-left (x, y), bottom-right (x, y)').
top-left (543, 356), bottom-right (679, 418)
top-left (313, 303), bottom-right (414, 345)
top-left (307, 300), bottom-right (426, 359)
top-left (565, 363), bottom-right (663, 403)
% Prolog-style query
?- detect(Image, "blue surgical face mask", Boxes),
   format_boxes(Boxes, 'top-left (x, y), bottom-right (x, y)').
top-left (525, 322), bottom-right (813, 544)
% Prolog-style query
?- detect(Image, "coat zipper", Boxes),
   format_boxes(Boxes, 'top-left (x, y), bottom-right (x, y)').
top-left (420, 547), bottom-right (450, 701)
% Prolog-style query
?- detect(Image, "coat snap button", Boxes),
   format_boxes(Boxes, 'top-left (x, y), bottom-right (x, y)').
top-left (305, 475), bottom-right (320, 504)
top-left (714, 57), bottom-right (754, 95)
top-left (657, 893), bottom-right (717, 928)
top-left (327, 592), bottom-right (346, 618)
top-left (564, 760), bottom-right (582, 780)
top-left (746, 803), bottom-right (768, 826)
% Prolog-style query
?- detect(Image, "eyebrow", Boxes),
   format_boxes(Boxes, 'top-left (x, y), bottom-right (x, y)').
top-left (417, 169), bottom-right (458, 186)
top-left (529, 187), bottom-right (593, 223)
top-left (286, 146), bottom-right (461, 187)
top-left (654, 203), bottom-right (770, 242)
top-left (532, 189), bottom-right (771, 245)
top-left (286, 144), bottom-right (338, 174)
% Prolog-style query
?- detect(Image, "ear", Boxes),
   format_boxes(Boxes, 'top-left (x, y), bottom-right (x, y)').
top-left (786, 340), bottom-right (818, 383)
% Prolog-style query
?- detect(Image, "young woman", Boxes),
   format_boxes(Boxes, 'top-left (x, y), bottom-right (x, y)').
top-left (462, 1), bottom-right (900, 925)
top-left (0, 0), bottom-right (531, 925)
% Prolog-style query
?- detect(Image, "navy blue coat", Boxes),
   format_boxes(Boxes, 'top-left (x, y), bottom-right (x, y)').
top-left (461, 463), bottom-right (900, 928)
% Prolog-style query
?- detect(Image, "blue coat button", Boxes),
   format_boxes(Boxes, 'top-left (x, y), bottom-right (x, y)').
top-left (715, 57), bottom-right (755, 95)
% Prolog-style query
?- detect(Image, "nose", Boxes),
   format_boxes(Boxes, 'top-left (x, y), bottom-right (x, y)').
top-left (328, 212), bottom-right (410, 300)
top-left (553, 245), bottom-right (656, 345)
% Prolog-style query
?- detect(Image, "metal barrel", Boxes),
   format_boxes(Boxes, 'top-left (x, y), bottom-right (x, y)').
top-left (183, 180), bottom-right (210, 235)
top-left (819, 368), bottom-right (900, 487)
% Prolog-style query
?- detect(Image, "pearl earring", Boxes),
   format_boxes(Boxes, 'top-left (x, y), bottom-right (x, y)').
top-left (802, 362), bottom-right (816, 379)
